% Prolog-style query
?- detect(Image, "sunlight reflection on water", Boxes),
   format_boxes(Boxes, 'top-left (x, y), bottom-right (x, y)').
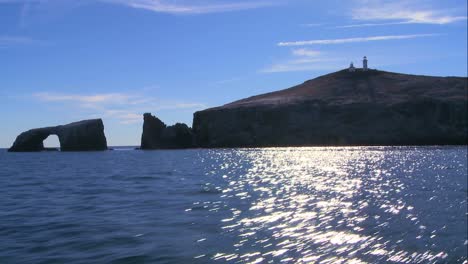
top-left (198, 147), bottom-right (467, 263)
top-left (0, 147), bottom-right (465, 263)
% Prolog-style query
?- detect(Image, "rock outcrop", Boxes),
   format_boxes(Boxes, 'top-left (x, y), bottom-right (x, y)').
top-left (140, 113), bottom-right (194, 149)
top-left (193, 69), bottom-right (467, 147)
top-left (8, 119), bottom-right (108, 152)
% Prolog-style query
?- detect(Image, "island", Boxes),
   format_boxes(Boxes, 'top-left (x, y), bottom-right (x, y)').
top-left (140, 113), bottom-right (194, 149)
top-left (8, 119), bottom-right (108, 152)
top-left (191, 68), bottom-right (467, 147)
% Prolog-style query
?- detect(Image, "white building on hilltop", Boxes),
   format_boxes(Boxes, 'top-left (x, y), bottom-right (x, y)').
top-left (348, 56), bottom-right (369, 72)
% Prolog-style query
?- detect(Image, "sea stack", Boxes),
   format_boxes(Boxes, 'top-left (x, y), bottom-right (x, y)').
top-left (193, 69), bottom-right (468, 147)
top-left (140, 113), bottom-right (194, 149)
top-left (8, 119), bottom-right (108, 152)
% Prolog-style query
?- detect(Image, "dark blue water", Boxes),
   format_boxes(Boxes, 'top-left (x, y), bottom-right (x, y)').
top-left (0, 147), bottom-right (466, 263)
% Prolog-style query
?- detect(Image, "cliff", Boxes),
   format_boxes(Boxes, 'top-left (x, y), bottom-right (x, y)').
top-left (193, 69), bottom-right (467, 147)
top-left (140, 113), bottom-right (194, 149)
top-left (8, 119), bottom-right (108, 152)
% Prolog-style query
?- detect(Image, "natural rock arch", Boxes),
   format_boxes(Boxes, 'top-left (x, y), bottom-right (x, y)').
top-left (43, 134), bottom-right (60, 149)
top-left (8, 119), bottom-right (108, 152)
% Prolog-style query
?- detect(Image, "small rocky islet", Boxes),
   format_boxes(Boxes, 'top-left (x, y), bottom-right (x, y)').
top-left (8, 119), bottom-right (107, 152)
top-left (8, 69), bottom-right (468, 152)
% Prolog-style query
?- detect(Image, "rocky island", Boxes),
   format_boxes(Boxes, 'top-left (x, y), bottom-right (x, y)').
top-left (191, 69), bottom-right (467, 147)
top-left (140, 113), bottom-right (194, 149)
top-left (8, 119), bottom-right (108, 152)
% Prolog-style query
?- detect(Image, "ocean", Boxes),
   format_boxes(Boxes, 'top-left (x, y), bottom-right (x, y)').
top-left (0, 147), bottom-right (466, 263)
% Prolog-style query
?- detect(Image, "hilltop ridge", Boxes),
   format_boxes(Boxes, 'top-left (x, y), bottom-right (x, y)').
top-left (216, 69), bottom-right (467, 109)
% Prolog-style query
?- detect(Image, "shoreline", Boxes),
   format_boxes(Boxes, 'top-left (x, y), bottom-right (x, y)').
top-left (2, 144), bottom-right (466, 152)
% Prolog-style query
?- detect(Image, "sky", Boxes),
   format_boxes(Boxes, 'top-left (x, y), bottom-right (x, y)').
top-left (1, 0), bottom-right (467, 147)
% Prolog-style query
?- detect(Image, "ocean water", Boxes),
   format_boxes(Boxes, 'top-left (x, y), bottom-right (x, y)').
top-left (0, 147), bottom-right (466, 264)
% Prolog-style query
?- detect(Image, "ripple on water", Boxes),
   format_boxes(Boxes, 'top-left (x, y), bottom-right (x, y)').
top-left (0, 147), bottom-right (466, 263)
top-left (202, 147), bottom-right (467, 263)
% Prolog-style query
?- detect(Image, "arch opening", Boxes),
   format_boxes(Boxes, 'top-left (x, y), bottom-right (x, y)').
top-left (43, 134), bottom-right (61, 151)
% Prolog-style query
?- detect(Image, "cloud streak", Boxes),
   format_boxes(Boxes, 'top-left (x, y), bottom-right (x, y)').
top-left (261, 60), bottom-right (343, 73)
top-left (1, 0), bottom-right (275, 16)
top-left (292, 48), bottom-right (321, 57)
top-left (34, 92), bottom-right (206, 124)
top-left (35, 93), bottom-right (135, 104)
top-left (0, 35), bottom-right (45, 47)
top-left (350, 0), bottom-right (467, 25)
top-left (278, 34), bottom-right (438, 47)
top-left (100, 0), bottom-right (274, 14)
top-left (335, 21), bottom-right (411, 28)
top-left (261, 48), bottom-right (346, 73)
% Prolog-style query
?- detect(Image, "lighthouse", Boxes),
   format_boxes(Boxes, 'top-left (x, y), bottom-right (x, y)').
top-left (363, 56), bottom-right (368, 71)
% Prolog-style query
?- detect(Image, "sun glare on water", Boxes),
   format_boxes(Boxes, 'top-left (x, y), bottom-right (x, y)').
top-left (199, 147), bottom-right (456, 263)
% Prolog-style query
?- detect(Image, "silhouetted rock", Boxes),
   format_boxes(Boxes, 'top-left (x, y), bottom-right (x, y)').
top-left (8, 119), bottom-right (108, 152)
top-left (193, 69), bottom-right (467, 147)
top-left (140, 113), bottom-right (194, 149)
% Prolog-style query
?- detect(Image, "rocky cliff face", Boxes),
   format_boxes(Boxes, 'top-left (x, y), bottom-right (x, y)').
top-left (193, 70), bottom-right (467, 147)
top-left (8, 119), bottom-right (108, 152)
top-left (140, 113), bottom-right (194, 149)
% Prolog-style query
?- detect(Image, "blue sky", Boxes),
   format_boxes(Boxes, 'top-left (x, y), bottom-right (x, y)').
top-left (1, 0), bottom-right (467, 147)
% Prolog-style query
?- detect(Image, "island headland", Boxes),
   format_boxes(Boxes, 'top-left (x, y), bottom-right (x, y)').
top-left (191, 69), bottom-right (467, 147)
top-left (8, 119), bottom-right (107, 152)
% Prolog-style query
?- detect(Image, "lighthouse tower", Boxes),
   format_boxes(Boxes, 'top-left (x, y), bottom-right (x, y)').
top-left (363, 56), bottom-right (368, 71)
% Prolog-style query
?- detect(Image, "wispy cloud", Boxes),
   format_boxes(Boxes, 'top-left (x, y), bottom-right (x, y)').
top-left (0, 35), bottom-right (45, 47)
top-left (100, 0), bottom-right (274, 14)
top-left (291, 48), bottom-right (321, 57)
top-left (335, 21), bottom-right (410, 28)
top-left (278, 34), bottom-right (438, 47)
top-left (301, 23), bottom-right (323, 27)
top-left (261, 48), bottom-right (345, 73)
top-left (35, 93), bottom-right (135, 104)
top-left (349, 0), bottom-right (467, 26)
top-left (34, 92), bottom-right (206, 124)
top-left (261, 60), bottom-right (343, 73)
top-left (103, 110), bottom-right (142, 124)
top-left (2, 0), bottom-right (275, 22)
top-left (210, 77), bottom-right (244, 86)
